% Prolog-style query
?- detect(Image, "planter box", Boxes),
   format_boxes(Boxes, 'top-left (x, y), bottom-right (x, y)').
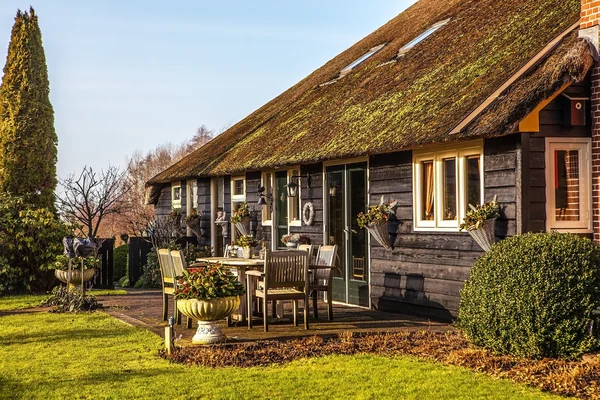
top-left (466, 218), bottom-right (497, 251)
top-left (234, 217), bottom-right (251, 236)
top-left (367, 221), bottom-right (391, 250)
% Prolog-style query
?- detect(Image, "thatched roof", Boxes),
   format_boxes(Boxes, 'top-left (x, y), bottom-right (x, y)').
top-left (149, 0), bottom-right (591, 185)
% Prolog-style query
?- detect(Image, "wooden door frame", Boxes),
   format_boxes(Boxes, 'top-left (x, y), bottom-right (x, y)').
top-left (322, 157), bottom-right (371, 307)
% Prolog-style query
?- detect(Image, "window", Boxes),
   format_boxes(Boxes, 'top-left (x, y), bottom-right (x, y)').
top-left (171, 182), bottom-right (181, 209)
top-left (413, 142), bottom-right (483, 231)
top-left (397, 19), bottom-right (450, 57)
top-left (231, 176), bottom-right (245, 202)
top-left (545, 138), bottom-right (591, 232)
top-left (288, 169), bottom-right (301, 226)
top-left (261, 172), bottom-right (273, 225)
top-left (340, 44), bottom-right (386, 77)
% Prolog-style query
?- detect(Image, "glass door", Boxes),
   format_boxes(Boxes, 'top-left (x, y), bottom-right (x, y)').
top-left (325, 162), bottom-right (369, 306)
top-left (275, 171), bottom-right (288, 248)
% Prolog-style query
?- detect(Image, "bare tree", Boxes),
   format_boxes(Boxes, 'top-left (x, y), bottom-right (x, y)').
top-left (183, 125), bottom-right (214, 154)
top-left (57, 166), bottom-right (129, 238)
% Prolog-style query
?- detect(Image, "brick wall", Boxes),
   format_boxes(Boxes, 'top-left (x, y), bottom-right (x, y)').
top-left (582, 0), bottom-right (600, 242)
top-left (592, 66), bottom-right (600, 242)
top-left (582, 0), bottom-right (600, 29)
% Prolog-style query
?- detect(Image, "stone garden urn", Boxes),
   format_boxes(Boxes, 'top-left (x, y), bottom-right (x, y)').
top-left (177, 296), bottom-right (241, 344)
top-left (55, 268), bottom-right (97, 290)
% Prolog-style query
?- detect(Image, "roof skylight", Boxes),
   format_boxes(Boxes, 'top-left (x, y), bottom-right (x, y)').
top-left (397, 18), bottom-right (450, 57)
top-left (339, 43), bottom-right (386, 77)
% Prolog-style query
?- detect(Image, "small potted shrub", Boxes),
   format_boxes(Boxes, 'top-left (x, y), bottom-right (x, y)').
top-left (175, 264), bottom-right (245, 344)
top-left (235, 235), bottom-right (258, 259)
top-left (459, 196), bottom-right (499, 251)
top-left (357, 197), bottom-right (397, 250)
top-left (229, 202), bottom-right (251, 236)
top-left (52, 254), bottom-right (99, 290)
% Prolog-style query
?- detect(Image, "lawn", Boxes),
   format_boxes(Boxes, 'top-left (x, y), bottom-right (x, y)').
top-left (0, 296), bottom-right (565, 400)
top-left (0, 289), bottom-right (127, 311)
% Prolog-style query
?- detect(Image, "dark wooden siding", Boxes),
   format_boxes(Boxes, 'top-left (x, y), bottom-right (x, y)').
top-left (369, 138), bottom-right (518, 320)
top-left (525, 78), bottom-right (591, 233)
top-left (155, 186), bottom-right (172, 218)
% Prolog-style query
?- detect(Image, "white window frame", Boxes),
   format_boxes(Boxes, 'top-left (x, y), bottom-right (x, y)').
top-left (261, 171), bottom-right (274, 226)
top-left (288, 168), bottom-right (302, 227)
top-left (398, 19), bottom-right (450, 56)
top-left (171, 182), bottom-right (182, 209)
top-left (231, 175), bottom-right (246, 202)
top-left (545, 138), bottom-right (592, 233)
top-left (413, 141), bottom-right (484, 231)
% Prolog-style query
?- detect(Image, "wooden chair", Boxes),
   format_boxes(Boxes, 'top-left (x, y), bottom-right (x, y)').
top-left (170, 249), bottom-right (187, 276)
top-left (246, 250), bottom-right (309, 332)
top-left (298, 244), bottom-right (317, 265)
top-left (352, 257), bottom-right (365, 281)
top-left (157, 248), bottom-right (179, 323)
top-left (308, 245), bottom-right (338, 321)
top-left (170, 249), bottom-right (193, 328)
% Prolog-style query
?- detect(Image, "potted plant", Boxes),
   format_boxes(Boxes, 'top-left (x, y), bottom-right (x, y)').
top-left (52, 254), bottom-right (99, 290)
top-left (184, 208), bottom-right (202, 238)
top-left (357, 197), bottom-right (397, 250)
top-left (459, 196), bottom-right (500, 251)
top-left (229, 202), bottom-right (251, 236)
top-left (174, 265), bottom-right (245, 344)
top-left (235, 235), bottom-right (258, 259)
top-left (281, 233), bottom-right (309, 249)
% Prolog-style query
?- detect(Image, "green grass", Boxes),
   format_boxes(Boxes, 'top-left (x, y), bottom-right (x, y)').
top-left (0, 294), bottom-right (49, 311)
top-left (0, 289), bottom-right (127, 311)
top-left (0, 298), bottom-right (566, 400)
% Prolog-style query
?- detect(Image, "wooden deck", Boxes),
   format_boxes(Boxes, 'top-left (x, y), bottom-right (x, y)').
top-left (97, 289), bottom-right (453, 346)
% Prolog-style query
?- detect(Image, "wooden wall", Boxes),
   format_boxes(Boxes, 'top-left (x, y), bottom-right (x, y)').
top-left (155, 186), bottom-right (172, 218)
top-left (369, 137), bottom-right (518, 321)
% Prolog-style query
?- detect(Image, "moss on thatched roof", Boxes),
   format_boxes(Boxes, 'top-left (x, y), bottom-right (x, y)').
top-left (149, 0), bottom-right (587, 184)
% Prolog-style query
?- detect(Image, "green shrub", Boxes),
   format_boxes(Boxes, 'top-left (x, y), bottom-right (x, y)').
top-left (113, 244), bottom-right (128, 281)
top-left (134, 249), bottom-right (161, 289)
top-left (0, 194), bottom-right (69, 294)
top-left (459, 232), bottom-right (600, 359)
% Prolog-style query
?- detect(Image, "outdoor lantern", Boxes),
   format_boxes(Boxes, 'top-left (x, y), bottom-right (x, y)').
top-left (285, 180), bottom-right (299, 198)
top-left (285, 174), bottom-right (311, 198)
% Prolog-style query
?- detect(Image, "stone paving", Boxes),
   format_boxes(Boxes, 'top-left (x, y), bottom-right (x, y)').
top-left (97, 288), bottom-right (453, 346)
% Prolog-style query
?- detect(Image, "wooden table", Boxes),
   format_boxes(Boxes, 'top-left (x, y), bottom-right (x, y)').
top-left (194, 257), bottom-right (264, 323)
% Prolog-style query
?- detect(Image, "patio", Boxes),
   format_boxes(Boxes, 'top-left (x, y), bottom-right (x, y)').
top-left (97, 288), bottom-right (453, 345)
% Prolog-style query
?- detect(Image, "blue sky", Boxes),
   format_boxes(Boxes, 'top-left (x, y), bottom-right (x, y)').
top-left (0, 1), bottom-right (416, 178)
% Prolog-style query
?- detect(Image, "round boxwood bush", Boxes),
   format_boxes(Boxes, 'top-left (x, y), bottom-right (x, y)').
top-left (113, 244), bottom-right (128, 282)
top-left (459, 232), bottom-right (600, 359)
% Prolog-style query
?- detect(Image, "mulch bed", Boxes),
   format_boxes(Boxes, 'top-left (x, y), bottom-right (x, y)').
top-left (162, 331), bottom-right (600, 399)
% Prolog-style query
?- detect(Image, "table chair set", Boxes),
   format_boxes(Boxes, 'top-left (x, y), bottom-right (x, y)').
top-left (158, 244), bottom-right (338, 334)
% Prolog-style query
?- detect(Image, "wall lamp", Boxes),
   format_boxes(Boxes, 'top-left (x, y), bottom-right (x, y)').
top-left (285, 174), bottom-right (311, 198)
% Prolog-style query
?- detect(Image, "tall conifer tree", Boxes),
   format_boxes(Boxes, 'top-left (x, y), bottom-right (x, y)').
top-left (0, 8), bottom-right (57, 209)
